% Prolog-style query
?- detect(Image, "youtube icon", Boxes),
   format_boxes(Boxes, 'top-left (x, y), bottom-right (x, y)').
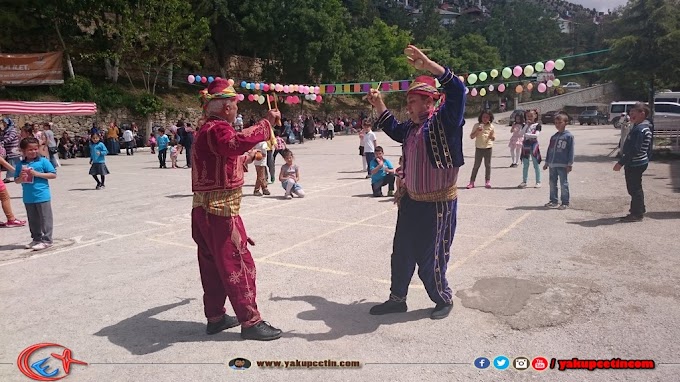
top-left (532, 357), bottom-right (548, 371)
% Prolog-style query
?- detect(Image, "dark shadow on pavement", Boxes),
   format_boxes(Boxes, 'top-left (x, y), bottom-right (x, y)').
top-left (338, 177), bottom-right (366, 180)
top-left (352, 193), bottom-right (375, 198)
top-left (68, 188), bottom-right (97, 191)
top-left (475, 186), bottom-right (520, 190)
top-left (506, 206), bottom-right (549, 211)
top-left (0, 244), bottom-right (27, 250)
top-left (646, 211), bottom-right (680, 220)
top-left (95, 298), bottom-right (241, 355)
top-left (165, 194), bottom-right (193, 199)
top-left (573, 154), bottom-right (617, 163)
top-left (567, 217), bottom-right (620, 227)
top-left (269, 295), bottom-right (430, 341)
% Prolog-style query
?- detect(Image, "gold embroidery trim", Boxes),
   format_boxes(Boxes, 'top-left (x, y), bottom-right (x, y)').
top-left (407, 184), bottom-right (458, 202)
top-left (192, 188), bottom-right (243, 216)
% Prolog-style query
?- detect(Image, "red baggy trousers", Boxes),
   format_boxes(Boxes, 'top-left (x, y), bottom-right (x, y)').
top-left (192, 207), bottom-right (262, 328)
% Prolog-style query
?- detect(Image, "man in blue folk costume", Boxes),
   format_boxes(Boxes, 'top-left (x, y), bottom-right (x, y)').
top-left (367, 45), bottom-right (466, 320)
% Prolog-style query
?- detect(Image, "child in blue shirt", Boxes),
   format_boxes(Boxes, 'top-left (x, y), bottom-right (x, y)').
top-left (157, 127), bottom-right (170, 168)
top-left (543, 112), bottom-right (575, 209)
top-left (369, 146), bottom-right (395, 197)
top-left (89, 133), bottom-right (110, 190)
top-left (14, 137), bottom-right (57, 250)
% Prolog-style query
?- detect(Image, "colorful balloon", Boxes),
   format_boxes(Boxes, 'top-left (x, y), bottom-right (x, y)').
top-left (490, 69), bottom-right (499, 79)
top-left (187, 75), bottom-right (195, 83)
top-left (201, 76), bottom-right (207, 83)
top-left (545, 60), bottom-right (555, 72)
top-left (247, 94), bottom-right (254, 101)
top-left (237, 93), bottom-right (244, 101)
top-left (458, 75), bottom-right (465, 83)
top-left (478, 72), bottom-right (487, 82)
top-left (524, 65), bottom-right (534, 77)
top-left (241, 81), bottom-right (247, 88)
top-left (553, 78), bottom-right (561, 87)
top-left (538, 83), bottom-right (547, 93)
top-left (195, 75), bottom-right (202, 83)
top-left (263, 84), bottom-right (270, 92)
top-left (513, 66), bottom-right (523, 77)
top-left (488, 84), bottom-right (495, 91)
top-left (527, 82), bottom-right (534, 91)
top-left (228, 79), bottom-right (235, 87)
top-left (208, 76), bottom-right (214, 83)
top-left (479, 88), bottom-right (487, 97)
top-left (470, 88), bottom-right (478, 97)
top-left (515, 85), bottom-right (523, 93)
top-left (465, 87), bottom-right (469, 94)
top-left (316, 95), bottom-right (322, 102)
top-left (467, 74), bottom-right (478, 85)
top-left (555, 59), bottom-right (565, 70)
top-left (502, 67), bottom-right (512, 79)
top-left (535, 62), bottom-right (544, 72)
top-left (258, 95), bottom-right (265, 104)
top-left (498, 83), bottom-right (506, 92)
top-left (547, 80), bottom-right (554, 88)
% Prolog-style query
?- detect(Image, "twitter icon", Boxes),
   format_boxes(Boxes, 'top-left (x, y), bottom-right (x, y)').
top-left (493, 355), bottom-right (510, 370)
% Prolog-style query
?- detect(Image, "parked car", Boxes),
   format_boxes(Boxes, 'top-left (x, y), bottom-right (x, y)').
top-left (563, 82), bottom-right (582, 89)
top-left (507, 109), bottom-right (526, 126)
top-left (540, 110), bottom-right (573, 125)
top-left (653, 102), bottom-right (680, 133)
top-left (578, 110), bottom-right (608, 125)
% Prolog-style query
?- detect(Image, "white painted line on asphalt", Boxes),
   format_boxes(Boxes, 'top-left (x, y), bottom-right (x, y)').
top-left (0, 227), bottom-right (161, 268)
top-left (97, 231), bottom-right (125, 238)
top-left (249, 211), bottom-right (486, 239)
top-left (256, 208), bottom-right (397, 261)
top-left (450, 211), bottom-right (532, 271)
top-left (145, 237), bottom-right (426, 289)
top-left (145, 221), bottom-right (171, 227)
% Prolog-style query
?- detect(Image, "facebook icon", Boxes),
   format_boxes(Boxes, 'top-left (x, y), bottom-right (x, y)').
top-left (474, 357), bottom-right (490, 369)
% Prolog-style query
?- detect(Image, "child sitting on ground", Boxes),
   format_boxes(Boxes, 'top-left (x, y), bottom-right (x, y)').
top-left (278, 149), bottom-right (304, 199)
top-left (169, 140), bottom-right (180, 169)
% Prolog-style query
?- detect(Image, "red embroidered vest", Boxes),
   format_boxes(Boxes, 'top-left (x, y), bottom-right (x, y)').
top-left (192, 119), bottom-right (271, 192)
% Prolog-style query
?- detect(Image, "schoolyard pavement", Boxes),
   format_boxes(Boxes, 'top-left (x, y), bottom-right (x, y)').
top-left (1, 116), bottom-right (679, 382)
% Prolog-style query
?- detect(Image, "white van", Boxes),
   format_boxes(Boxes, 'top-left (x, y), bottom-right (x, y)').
top-left (609, 101), bottom-right (638, 126)
top-left (655, 91), bottom-right (680, 104)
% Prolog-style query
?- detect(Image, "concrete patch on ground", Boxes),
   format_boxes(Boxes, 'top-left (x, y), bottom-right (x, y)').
top-left (0, 238), bottom-right (75, 263)
top-left (570, 238), bottom-right (652, 269)
top-left (456, 277), bottom-right (601, 330)
top-left (569, 196), bottom-right (630, 215)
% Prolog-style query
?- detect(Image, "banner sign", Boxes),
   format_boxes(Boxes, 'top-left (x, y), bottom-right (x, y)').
top-left (0, 52), bottom-right (64, 86)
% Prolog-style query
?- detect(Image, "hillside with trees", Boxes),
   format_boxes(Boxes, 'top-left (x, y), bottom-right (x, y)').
top-left (0, 0), bottom-right (678, 111)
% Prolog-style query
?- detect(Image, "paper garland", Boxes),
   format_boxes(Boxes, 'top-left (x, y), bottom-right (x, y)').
top-left (186, 57), bottom-right (566, 100)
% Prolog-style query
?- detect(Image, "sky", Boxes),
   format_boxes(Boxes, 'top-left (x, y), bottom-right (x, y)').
top-left (570, 0), bottom-right (629, 11)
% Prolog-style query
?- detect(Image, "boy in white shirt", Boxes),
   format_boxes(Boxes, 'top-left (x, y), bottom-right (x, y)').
top-left (252, 141), bottom-right (270, 196)
top-left (362, 124), bottom-right (377, 178)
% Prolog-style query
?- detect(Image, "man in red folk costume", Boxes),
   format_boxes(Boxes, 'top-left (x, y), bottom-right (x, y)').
top-left (192, 78), bottom-right (282, 341)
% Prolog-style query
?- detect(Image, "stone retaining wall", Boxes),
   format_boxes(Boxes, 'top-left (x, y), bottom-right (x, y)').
top-left (3, 108), bottom-right (203, 142)
top-left (518, 83), bottom-right (620, 114)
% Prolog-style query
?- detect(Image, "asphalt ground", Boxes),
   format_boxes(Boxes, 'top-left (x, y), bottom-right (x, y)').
top-left (1, 114), bottom-right (679, 382)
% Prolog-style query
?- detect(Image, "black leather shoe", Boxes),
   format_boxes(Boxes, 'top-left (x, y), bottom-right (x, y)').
top-left (206, 314), bottom-right (239, 335)
top-left (369, 300), bottom-right (407, 315)
top-left (430, 303), bottom-right (453, 320)
top-left (241, 321), bottom-right (282, 341)
top-left (619, 214), bottom-right (643, 222)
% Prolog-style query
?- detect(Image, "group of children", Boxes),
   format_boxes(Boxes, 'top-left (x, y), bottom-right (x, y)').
top-left (465, 109), bottom-right (575, 209)
top-left (251, 135), bottom-right (305, 199)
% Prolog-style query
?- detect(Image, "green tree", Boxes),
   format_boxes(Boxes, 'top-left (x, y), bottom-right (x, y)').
top-left (608, 0), bottom-right (680, 103)
top-left (413, 0), bottom-right (443, 43)
top-left (482, 1), bottom-right (562, 65)
top-left (344, 19), bottom-right (414, 81)
top-left (120, 0), bottom-right (210, 94)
